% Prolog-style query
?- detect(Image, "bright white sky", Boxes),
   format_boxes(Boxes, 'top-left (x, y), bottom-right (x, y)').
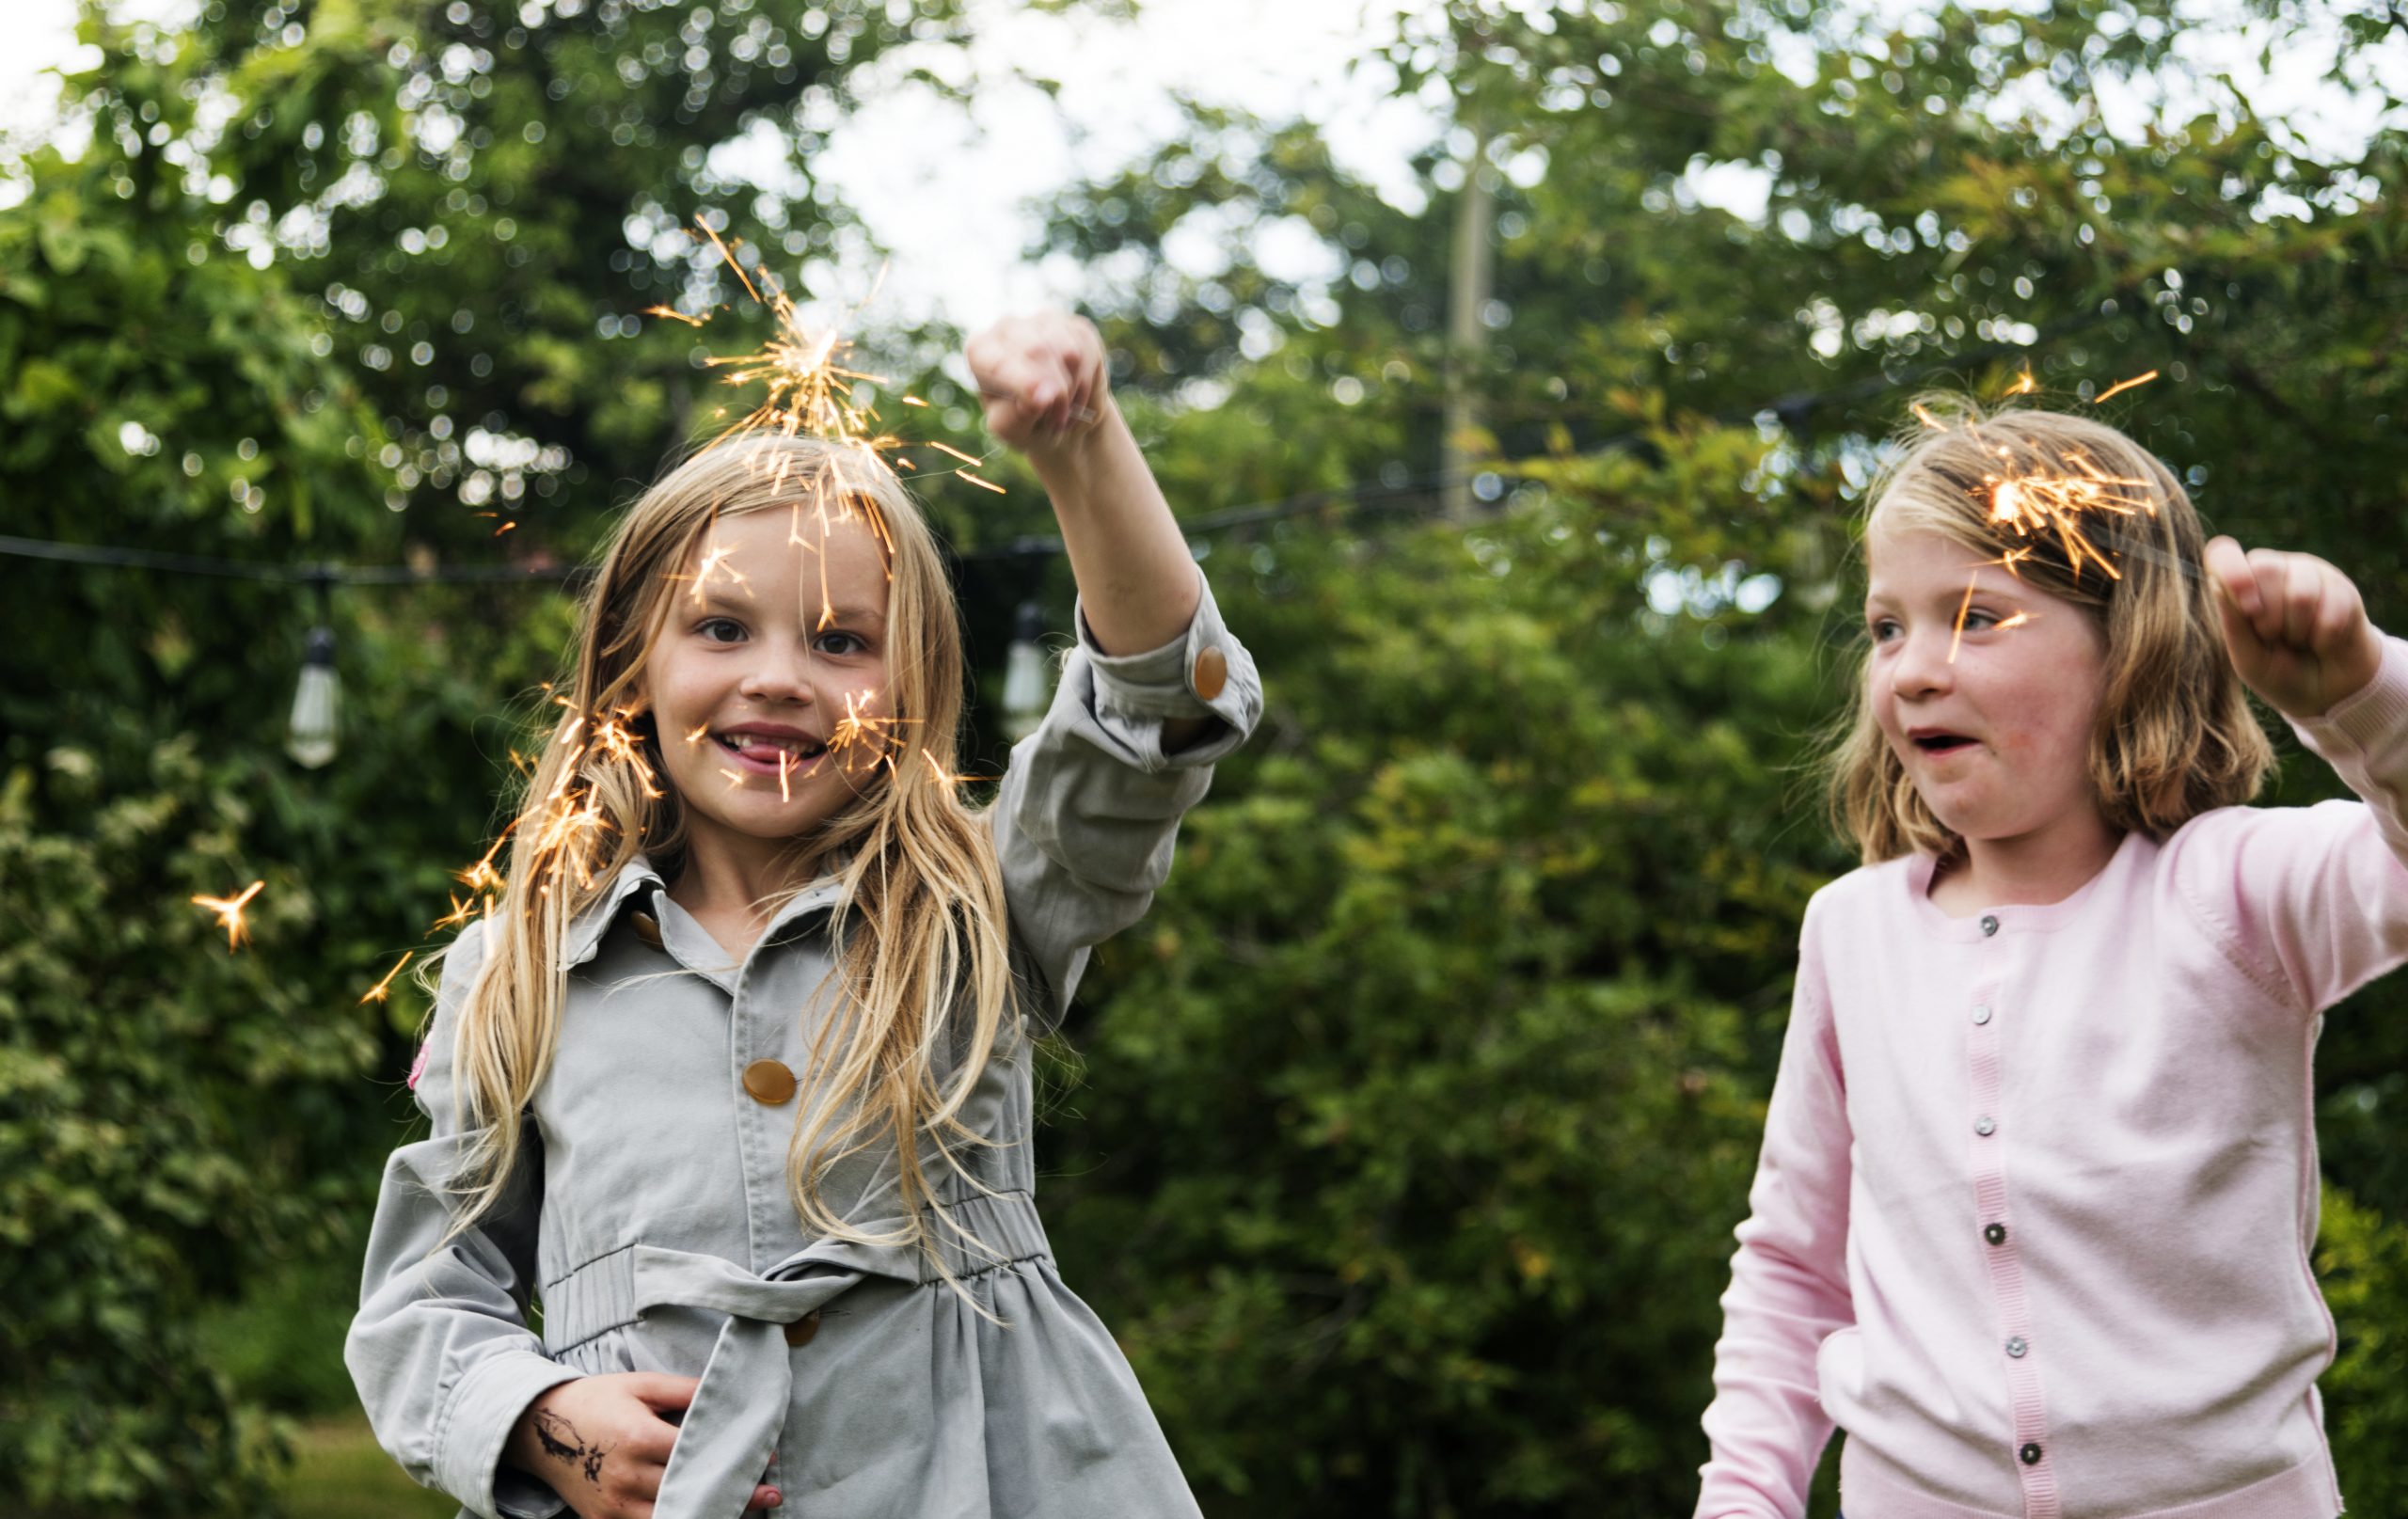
top-left (0, 0), bottom-right (1434, 329)
top-left (0, 0), bottom-right (2400, 332)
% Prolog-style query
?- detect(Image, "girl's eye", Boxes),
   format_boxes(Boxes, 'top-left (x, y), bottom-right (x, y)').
top-left (697, 617), bottom-right (745, 643)
top-left (1869, 618), bottom-right (1901, 642)
top-left (1961, 609), bottom-right (1999, 632)
top-left (816, 630), bottom-right (869, 657)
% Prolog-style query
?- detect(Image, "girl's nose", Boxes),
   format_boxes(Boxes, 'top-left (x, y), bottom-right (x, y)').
top-left (1889, 627), bottom-right (1954, 700)
top-left (737, 643), bottom-right (818, 705)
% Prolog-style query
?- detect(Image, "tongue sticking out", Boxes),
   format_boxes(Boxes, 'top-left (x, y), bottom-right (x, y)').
top-left (721, 734), bottom-right (824, 766)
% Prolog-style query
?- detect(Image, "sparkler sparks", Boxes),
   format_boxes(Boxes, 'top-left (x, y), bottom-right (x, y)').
top-left (828, 688), bottom-right (920, 775)
top-left (2092, 370), bottom-right (2160, 404)
top-left (360, 952), bottom-right (416, 1005)
top-left (1980, 445), bottom-right (2151, 583)
top-left (655, 216), bottom-right (1012, 499)
top-left (192, 880), bottom-right (264, 953)
top-left (1920, 372), bottom-right (2178, 662)
top-left (385, 223), bottom-right (998, 976)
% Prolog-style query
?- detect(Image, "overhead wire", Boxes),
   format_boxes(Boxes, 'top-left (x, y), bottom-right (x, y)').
top-left (0, 309), bottom-right (2127, 581)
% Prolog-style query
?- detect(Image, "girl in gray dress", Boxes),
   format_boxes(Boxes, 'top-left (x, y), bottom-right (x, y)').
top-left (347, 311), bottom-right (1260, 1519)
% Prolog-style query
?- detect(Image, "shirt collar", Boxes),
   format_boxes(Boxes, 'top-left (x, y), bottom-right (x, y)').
top-left (562, 855), bottom-right (669, 969)
top-left (561, 854), bottom-right (854, 970)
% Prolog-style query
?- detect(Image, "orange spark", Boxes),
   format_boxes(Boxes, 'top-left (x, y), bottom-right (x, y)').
top-left (922, 439), bottom-right (984, 467)
top-left (2004, 368), bottom-right (2037, 397)
top-left (1948, 576), bottom-right (1978, 665)
top-left (646, 305), bottom-right (708, 328)
top-left (192, 880), bottom-right (264, 953)
top-left (697, 218), bottom-right (763, 305)
top-left (689, 541), bottom-right (751, 604)
top-left (359, 951), bottom-right (416, 1005)
top-left (957, 470), bottom-right (1006, 495)
top-left (2092, 370), bottom-right (2160, 404)
top-left (434, 892), bottom-right (485, 932)
top-left (1994, 611), bottom-right (2032, 631)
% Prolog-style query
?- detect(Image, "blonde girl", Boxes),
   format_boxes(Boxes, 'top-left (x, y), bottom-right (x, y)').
top-left (348, 312), bottom-right (1259, 1519)
top-left (1696, 401), bottom-right (2408, 1519)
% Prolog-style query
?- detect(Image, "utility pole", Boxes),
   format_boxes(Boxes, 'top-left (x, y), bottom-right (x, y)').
top-left (1442, 114), bottom-right (1494, 522)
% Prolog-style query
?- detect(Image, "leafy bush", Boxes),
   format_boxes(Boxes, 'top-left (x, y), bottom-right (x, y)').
top-left (0, 741), bottom-right (371, 1514)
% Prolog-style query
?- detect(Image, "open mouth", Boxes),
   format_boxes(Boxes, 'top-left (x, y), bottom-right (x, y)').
top-left (1910, 733), bottom-right (1976, 756)
top-left (714, 730), bottom-right (829, 777)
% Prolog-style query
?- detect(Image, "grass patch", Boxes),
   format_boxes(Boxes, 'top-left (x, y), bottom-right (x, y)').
top-left (276, 1413), bottom-right (462, 1519)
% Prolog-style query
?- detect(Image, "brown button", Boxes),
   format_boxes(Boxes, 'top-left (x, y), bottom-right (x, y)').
top-left (742, 1059), bottom-right (797, 1104)
top-left (1193, 645), bottom-right (1228, 701)
top-left (627, 910), bottom-right (663, 950)
top-left (783, 1309), bottom-right (821, 1348)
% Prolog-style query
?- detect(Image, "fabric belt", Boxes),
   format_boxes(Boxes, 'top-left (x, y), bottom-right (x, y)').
top-left (625, 1191), bottom-right (1051, 1519)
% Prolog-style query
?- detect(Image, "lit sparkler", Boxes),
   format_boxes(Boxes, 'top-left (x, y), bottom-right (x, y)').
top-left (192, 880), bottom-right (264, 953)
top-left (648, 217), bottom-right (1011, 499)
top-left (828, 688), bottom-right (920, 775)
top-left (1930, 370), bottom-right (2173, 661)
top-left (397, 223), bottom-right (998, 974)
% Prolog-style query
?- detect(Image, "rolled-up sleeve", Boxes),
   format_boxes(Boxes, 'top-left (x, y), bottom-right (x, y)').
top-left (344, 920), bottom-right (579, 1519)
top-left (993, 566), bottom-right (1261, 1024)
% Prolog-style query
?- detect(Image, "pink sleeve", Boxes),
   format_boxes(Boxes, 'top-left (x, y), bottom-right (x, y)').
top-left (2177, 636), bottom-right (2408, 1013)
top-left (1695, 900), bottom-right (1853, 1519)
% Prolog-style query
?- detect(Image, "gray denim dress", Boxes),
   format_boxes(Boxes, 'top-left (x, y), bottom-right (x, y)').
top-left (346, 576), bottom-right (1259, 1519)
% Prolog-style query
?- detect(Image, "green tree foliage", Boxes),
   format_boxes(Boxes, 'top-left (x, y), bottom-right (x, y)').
top-left (0, 742), bottom-right (375, 1514)
top-left (1035, 0), bottom-right (2408, 1511)
top-left (0, 1), bottom-right (960, 1511)
top-left (7, 0), bottom-right (2406, 1512)
top-left (1045, 489), bottom-right (1849, 1514)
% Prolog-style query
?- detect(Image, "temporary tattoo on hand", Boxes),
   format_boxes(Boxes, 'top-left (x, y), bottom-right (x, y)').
top-left (532, 1409), bottom-right (612, 1485)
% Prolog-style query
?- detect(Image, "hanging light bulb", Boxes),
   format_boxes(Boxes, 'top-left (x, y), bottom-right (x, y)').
top-left (1001, 600), bottom-right (1051, 742)
top-left (287, 624), bottom-right (340, 767)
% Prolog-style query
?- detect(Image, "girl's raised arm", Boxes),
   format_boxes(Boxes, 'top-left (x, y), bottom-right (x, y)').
top-left (2179, 539), bottom-right (2408, 1011)
top-left (966, 311), bottom-right (1261, 1021)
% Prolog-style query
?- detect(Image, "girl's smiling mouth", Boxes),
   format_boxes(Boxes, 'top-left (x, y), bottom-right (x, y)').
top-left (714, 723), bottom-right (830, 775)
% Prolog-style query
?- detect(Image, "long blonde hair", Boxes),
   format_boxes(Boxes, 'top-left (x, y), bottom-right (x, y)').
top-left (1825, 396), bottom-right (2273, 863)
top-left (435, 434), bottom-right (1015, 1281)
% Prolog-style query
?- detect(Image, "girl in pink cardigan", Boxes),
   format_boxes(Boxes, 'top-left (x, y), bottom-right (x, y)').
top-left (1696, 401), bottom-right (2408, 1519)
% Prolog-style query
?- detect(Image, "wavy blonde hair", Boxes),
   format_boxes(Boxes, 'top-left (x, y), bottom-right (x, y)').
top-left (431, 434), bottom-right (1014, 1285)
top-left (1825, 396), bottom-right (2273, 864)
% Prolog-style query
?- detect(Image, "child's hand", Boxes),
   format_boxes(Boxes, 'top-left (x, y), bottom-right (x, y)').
top-left (505, 1372), bottom-right (782, 1517)
top-left (2206, 535), bottom-right (2384, 720)
top-left (965, 310), bottom-right (1111, 457)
